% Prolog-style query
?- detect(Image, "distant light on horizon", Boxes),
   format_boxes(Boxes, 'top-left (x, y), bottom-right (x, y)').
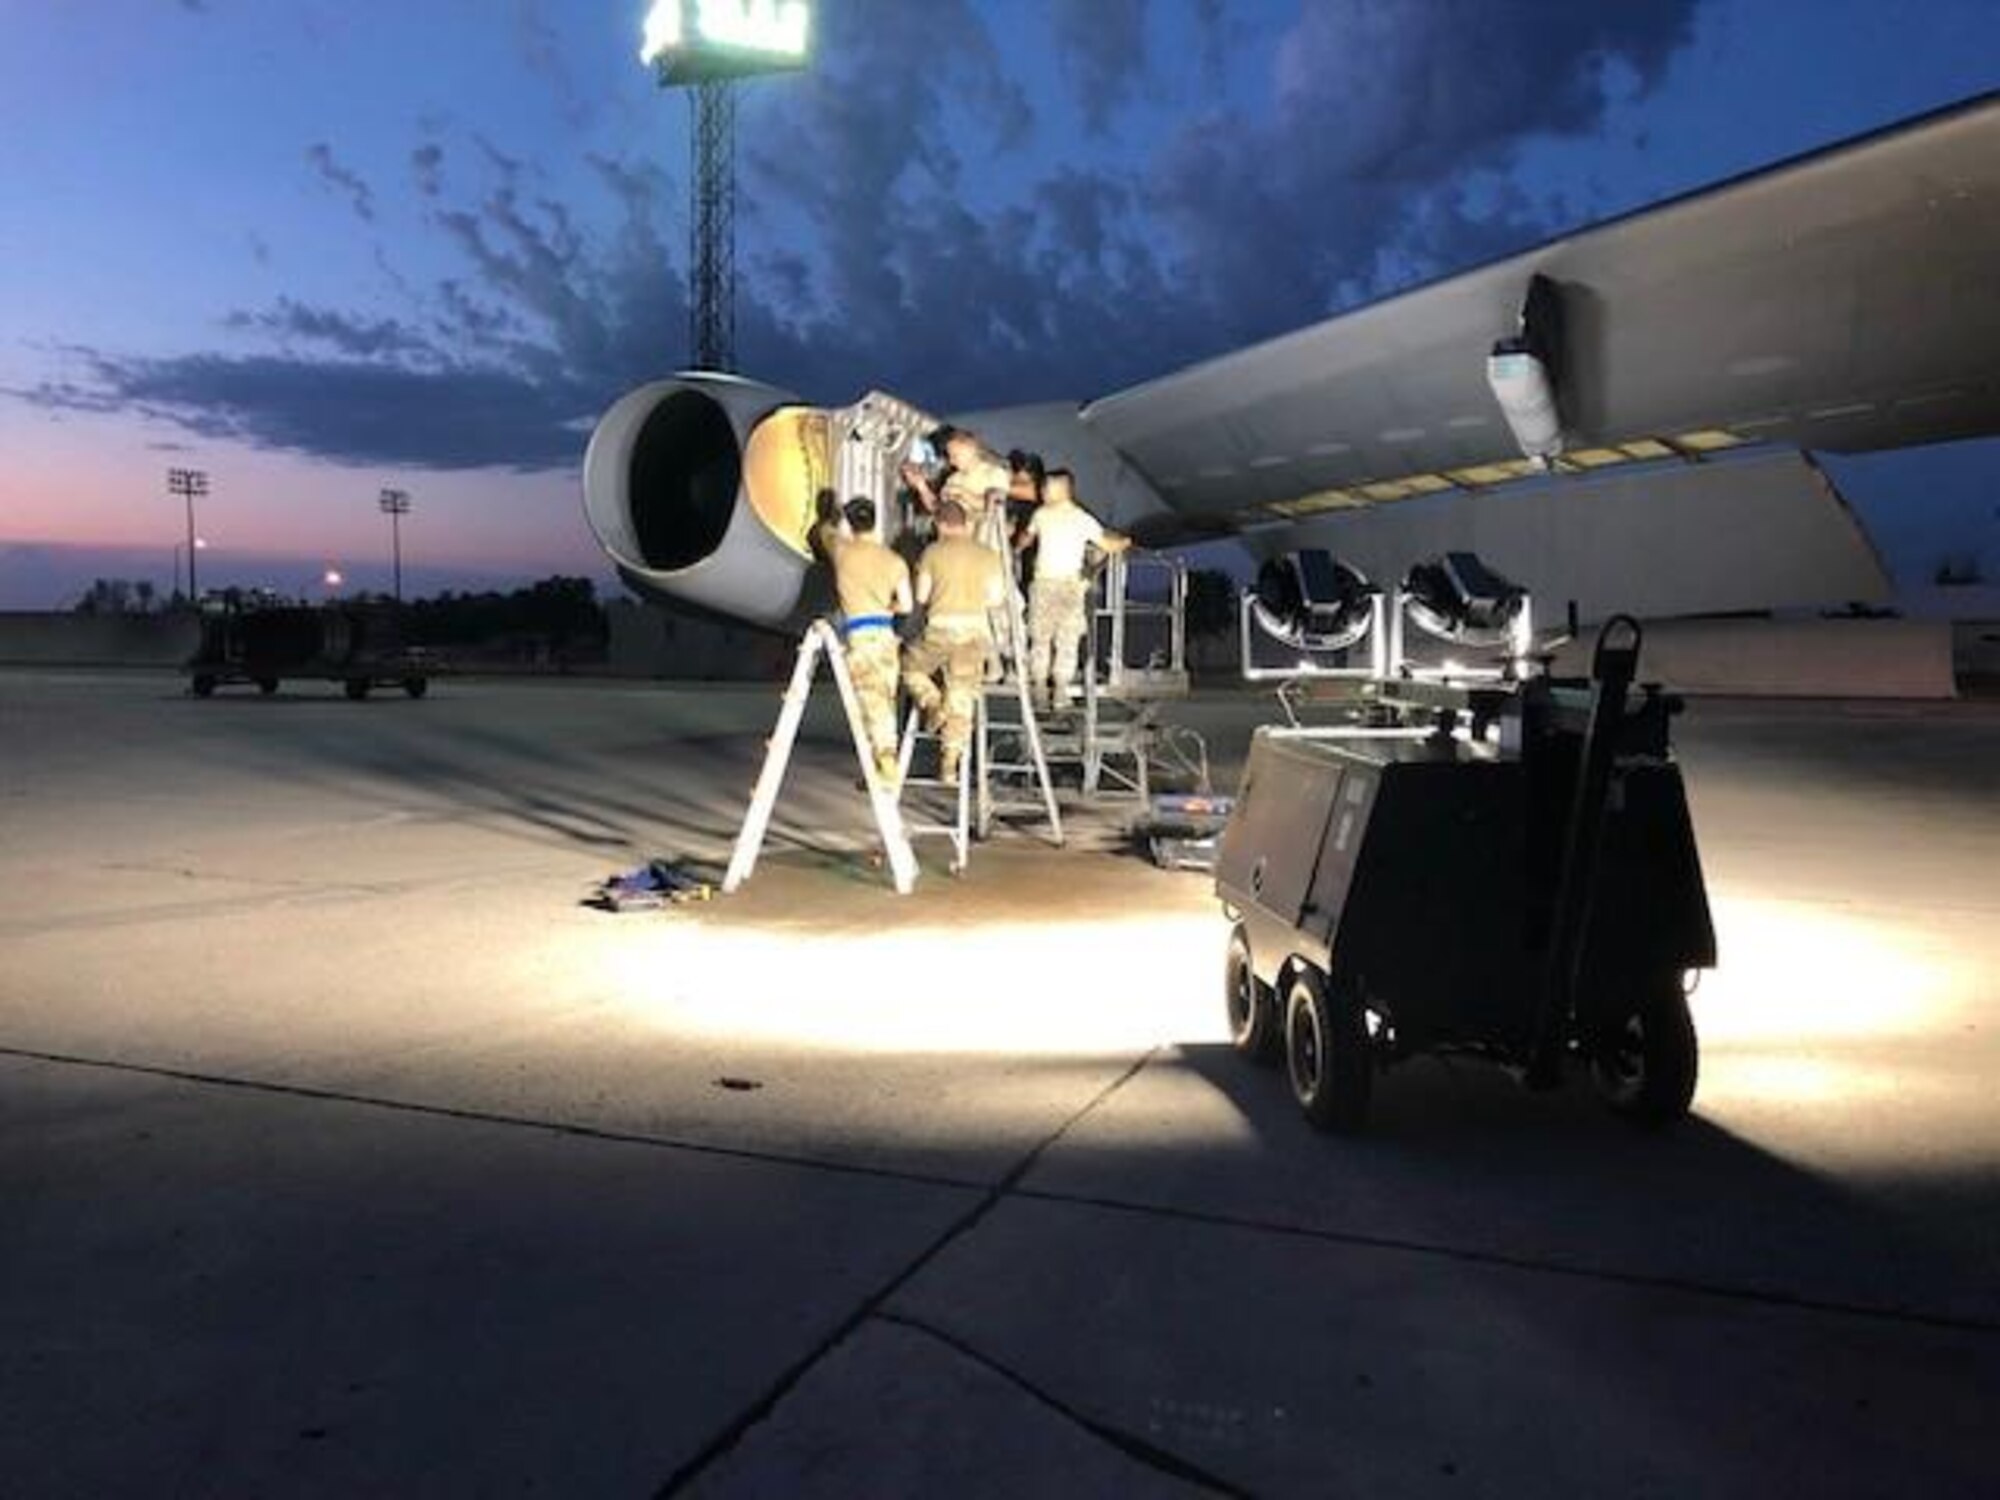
top-left (322, 568), bottom-right (343, 588)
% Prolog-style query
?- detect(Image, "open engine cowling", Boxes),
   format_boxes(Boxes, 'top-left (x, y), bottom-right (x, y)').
top-left (582, 373), bottom-right (833, 629)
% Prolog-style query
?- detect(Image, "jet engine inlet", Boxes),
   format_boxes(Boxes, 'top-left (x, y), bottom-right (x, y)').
top-left (628, 388), bottom-right (740, 571)
top-left (582, 374), bottom-right (831, 630)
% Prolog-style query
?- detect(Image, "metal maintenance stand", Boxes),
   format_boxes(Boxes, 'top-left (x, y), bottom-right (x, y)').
top-left (976, 512), bottom-right (1065, 845)
top-left (1034, 551), bottom-right (1195, 803)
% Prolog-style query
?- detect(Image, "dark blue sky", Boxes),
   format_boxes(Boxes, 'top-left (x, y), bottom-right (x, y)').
top-left (2, 1), bottom-right (1997, 605)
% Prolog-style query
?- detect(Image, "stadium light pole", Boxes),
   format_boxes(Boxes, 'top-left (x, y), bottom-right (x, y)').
top-left (167, 468), bottom-right (209, 599)
top-left (640, 0), bottom-right (812, 371)
top-left (378, 487), bottom-right (412, 602)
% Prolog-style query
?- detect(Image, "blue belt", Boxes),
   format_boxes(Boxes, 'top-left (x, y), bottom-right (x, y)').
top-left (842, 614), bottom-right (895, 635)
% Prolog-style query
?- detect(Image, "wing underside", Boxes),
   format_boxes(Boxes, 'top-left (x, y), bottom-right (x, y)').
top-left (1082, 92), bottom-right (2000, 543)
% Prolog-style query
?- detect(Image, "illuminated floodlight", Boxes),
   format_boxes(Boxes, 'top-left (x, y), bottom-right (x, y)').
top-left (640, 0), bottom-right (812, 80)
top-left (639, 0), bottom-right (683, 61)
top-left (1401, 551), bottom-right (1527, 648)
top-left (1252, 550), bottom-right (1376, 652)
top-left (322, 568), bottom-right (344, 589)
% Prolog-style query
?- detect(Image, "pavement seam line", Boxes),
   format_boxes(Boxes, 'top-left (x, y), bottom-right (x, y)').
top-left (11, 1043), bottom-right (1991, 1338)
top-left (873, 1311), bottom-right (1255, 1499)
top-left (1008, 1184), bottom-right (2000, 1336)
top-left (650, 1047), bottom-right (1164, 1498)
top-left (0, 1044), bottom-right (983, 1196)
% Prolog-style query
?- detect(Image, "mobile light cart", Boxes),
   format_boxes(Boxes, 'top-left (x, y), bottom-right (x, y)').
top-left (1216, 605), bottom-right (1715, 1133)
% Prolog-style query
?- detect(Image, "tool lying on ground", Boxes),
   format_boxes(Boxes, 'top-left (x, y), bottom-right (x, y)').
top-left (1137, 792), bottom-right (1236, 872)
top-left (591, 859), bottom-right (714, 911)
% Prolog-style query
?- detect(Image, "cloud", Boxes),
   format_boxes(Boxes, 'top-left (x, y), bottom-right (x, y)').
top-left (21, 349), bottom-right (593, 472)
top-left (514, 0), bottom-right (592, 129)
top-left (411, 143), bottom-right (445, 199)
top-left (305, 142), bottom-right (375, 223)
top-left (472, 134), bottom-right (528, 186)
top-left (19, 0), bottom-right (1701, 472)
top-left (1143, 0), bottom-right (1698, 344)
top-left (1191, 0), bottom-right (1227, 85)
top-left (222, 298), bottom-right (434, 360)
top-left (1050, 0), bottom-right (1149, 134)
top-left (723, 0), bottom-right (1699, 400)
top-left (1037, 168), bottom-right (1131, 271)
top-left (14, 142), bottom-right (690, 472)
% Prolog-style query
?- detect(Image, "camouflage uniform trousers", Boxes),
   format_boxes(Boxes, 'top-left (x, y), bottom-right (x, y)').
top-left (1027, 576), bottom-right (1090, 707)
top-left (901, 621), bottom-right (987, 774)
top-left (841, 626), bottom-right (902, 767)
top-left (974, 507), bottom-right (1017, 681)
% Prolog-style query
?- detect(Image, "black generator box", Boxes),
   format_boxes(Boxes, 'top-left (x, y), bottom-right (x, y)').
top-left (1214, 634), bottom-right (1715, 1132)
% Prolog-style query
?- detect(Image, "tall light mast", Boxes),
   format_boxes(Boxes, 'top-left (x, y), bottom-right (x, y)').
top-left (639, 1), bottom-right (812, 372)
top-left (167, 467), bottom-right (209, 599)
top-left (378, 487), bottom-right (412, 602)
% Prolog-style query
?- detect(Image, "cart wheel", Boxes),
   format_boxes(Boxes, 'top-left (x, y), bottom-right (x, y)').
top-left (1284, 968), bottom-right (1371, 1133)
top-left (1590, 975), bottom-right (1698, 1126)
top-left (190, 675), bottom-right (216, 698)
top-left (1224, 925), bottom-right (1280, 1065)
top-left (257, 678), bottom-right (279, 696)
top-left (344, 678), bottom-right (370, 701)
top-left (403, 677), bottom-right (428, 699)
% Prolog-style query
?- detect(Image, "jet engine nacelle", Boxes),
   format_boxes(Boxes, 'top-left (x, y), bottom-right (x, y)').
top-left (582, 373), bottom-right (834, 629)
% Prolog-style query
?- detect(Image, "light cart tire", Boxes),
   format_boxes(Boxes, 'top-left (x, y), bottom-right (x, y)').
top-left (1284, 968), bottom-right (1372, 1133)
top-left (1224, 925), bottom-right (1281, 1065)
top-left (403, 677), bottom-right (428, 699)
top-left (1590, 975), bottom-right (1699, 1126)
top-left (190, 675), bottom-right (216, 698)
top-left (344, 678), bottom-right (370, 701)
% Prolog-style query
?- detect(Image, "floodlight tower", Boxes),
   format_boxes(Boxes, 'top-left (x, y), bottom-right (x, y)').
top-left (687, 80), bottom-right (737, 371)
top-left (639, 1), bottom-right (813, 372)
top-left (167, 467), bottom-right (209, 599)
top-left (378, 487), bottom-right (412, 601)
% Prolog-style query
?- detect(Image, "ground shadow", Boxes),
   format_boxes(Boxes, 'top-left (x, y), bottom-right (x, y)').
top-left (1071, 1039), bottom-right (2000, 1331)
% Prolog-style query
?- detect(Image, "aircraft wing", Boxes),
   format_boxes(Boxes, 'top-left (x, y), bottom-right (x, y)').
top-left (1081, 91), bottom-right (2000, 544)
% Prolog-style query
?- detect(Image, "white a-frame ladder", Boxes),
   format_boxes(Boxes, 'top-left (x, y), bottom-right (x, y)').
top-left (723, 619), bottom-right (919, 896)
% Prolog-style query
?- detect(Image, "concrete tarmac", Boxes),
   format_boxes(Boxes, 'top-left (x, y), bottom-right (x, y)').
top-left (2, 668), bottom-right (1995, 1497)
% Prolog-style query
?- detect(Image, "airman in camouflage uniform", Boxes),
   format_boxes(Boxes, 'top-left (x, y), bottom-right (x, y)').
top-left (903, 500), bottom-right (1004, 783)
top-left (819, 497), bottom-right (912, 786)
top-left (1023, 468), bottom-right (1129, 710)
